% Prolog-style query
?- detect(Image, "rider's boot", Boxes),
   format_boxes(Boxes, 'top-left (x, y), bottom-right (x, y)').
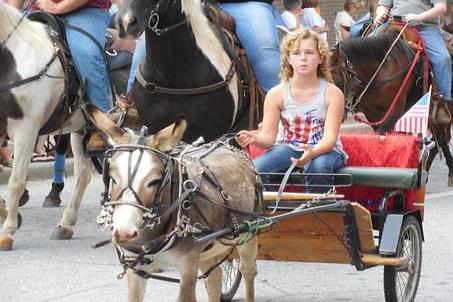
top-left (432, 97), bottom-right (452, 124)
top-left (43, 183), bottom-right (64, 207)
top-left (85, 130), bottom-right (108, 156)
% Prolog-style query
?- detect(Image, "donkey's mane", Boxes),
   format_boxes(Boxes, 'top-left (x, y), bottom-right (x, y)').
top-left (340, 31), bottom-right (405, 66)
top-left (0, 2), bottom-right (49, 48)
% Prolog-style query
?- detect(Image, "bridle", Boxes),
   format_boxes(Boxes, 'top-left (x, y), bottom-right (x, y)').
top-left (146, 0), bottom-right (187, 36)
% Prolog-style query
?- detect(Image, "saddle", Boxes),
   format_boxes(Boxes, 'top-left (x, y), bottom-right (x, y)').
top-left (204, 4), bottom-right (265, 130)
top-left (28, 12), bottom-right (134, 134)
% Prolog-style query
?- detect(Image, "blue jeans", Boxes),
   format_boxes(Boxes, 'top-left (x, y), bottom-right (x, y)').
top-left (61, 8), bottom-right (112, 111)
top-left (127, 33), bottom-right (146, 92)
top-left (376, 23), bottom-right (452, 101)
top-left (254, 144), bottom-right (346, 193)
top-left (127, 3), bottom-right (284, 92)
top-left (417, 25), bottom-right (452, 101)
top-left (349, 13), bottom-right (371, 39)
top-left (219, 2), bottom-right (285, 91)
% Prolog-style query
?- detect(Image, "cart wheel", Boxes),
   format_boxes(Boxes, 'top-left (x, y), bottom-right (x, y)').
top-left (384, 215), bottom-right (422, 302)
top-left (220, 258), bottom-right (241, 302)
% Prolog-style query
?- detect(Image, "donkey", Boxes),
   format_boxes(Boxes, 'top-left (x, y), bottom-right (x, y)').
top-left (116, 0), bottom-right (263, 143)
top-left (0, 2), bottom-right (118, 250)
top-left (86, 104), bottom-right (258, 302)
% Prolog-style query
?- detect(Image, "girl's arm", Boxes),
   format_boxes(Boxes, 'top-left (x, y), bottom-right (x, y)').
top-left (35, 0), bottom-right (90, 14)
top-left (296, 83), bottom-right (344, 167)
top-left (236, 85), bottom-right (283, 149)
top-left (405, 3), bottom-right (447, 22)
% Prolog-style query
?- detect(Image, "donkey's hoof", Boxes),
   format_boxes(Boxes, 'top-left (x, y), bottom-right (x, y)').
top-left (449, 176), bottom-right (453, 187)
top-left (18, 189), bottom-right (30, 207)
top-left (51, 226), bottom-right (74, 240)
top-left (42, 196), bottom-right (61, 208)
top-left (0, 236), bottom-right (13, 251)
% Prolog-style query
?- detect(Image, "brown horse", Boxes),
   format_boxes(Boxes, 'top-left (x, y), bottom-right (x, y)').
top-left (85, 104), bottom-right (258, 302)
top-left (331, 29), bottom-right (453, 186)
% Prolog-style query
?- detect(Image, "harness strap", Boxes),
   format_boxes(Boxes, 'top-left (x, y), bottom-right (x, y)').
top-left (135, 63), bottom-right (236, 95)
top-left (0, 52), bottom-right (58, 93)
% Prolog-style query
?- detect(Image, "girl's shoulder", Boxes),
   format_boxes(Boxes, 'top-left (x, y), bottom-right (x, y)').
top-left (324, 81), bottom-right (345, 105)
top-left (266, 83), bottom-right (285, 108)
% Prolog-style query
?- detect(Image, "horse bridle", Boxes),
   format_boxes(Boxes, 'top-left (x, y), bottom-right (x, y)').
top-left (146, 0), bottom-right (187, 36)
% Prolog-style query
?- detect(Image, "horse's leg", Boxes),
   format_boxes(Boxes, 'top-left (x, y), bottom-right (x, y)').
top-left (0, 124), bottom-right (37, 250)
top-left (438, 129), bottom-right (453, 187)
top-left (177, 254), bottom-right (199, 302)
top-left (199, 256), bottom-right (222, 302)
top-left (51, 132), bottom-right (92, 239)
top-left (126, 269), bottom-right (146, 302)
top-left (236, 236), bottom-right (258, 302)
top-left (426, 145), bottom-right (438, 173)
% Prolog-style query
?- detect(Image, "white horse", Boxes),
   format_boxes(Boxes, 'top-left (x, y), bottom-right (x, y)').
top-left (86, 105), bottom-right (258, 302)
top-left (0, 2), bottom-right (93, 250)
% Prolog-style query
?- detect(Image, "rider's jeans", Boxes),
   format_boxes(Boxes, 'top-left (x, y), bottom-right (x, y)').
top-left (417, 25), bottom-right (452, 101)
top-left (254, 144), bottom-right (346, 193)
top-left (127, 33), bottom-right (146, 92)
top-left (61, 8), bottom-right (112, 111)
top-left (219, 2), bottom-right (285, 91)
top-left (126, 2), bottom-right (285, 93)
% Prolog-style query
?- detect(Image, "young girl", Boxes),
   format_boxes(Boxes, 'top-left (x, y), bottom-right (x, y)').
top-left (236, 29), bottom-right (347, 193)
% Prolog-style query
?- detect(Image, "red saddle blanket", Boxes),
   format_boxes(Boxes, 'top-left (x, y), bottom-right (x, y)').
top-left (248, 131), bottom-right (420, 212)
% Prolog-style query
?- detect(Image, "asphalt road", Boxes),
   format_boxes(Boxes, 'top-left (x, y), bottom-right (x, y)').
top-left (0, 155), bottom-right (452, 302)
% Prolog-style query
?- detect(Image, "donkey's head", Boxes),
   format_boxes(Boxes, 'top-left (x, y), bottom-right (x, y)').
top-left (117, 0), bottom-right (179, 38)
top-left (85, 104), bottom-right (187, 244)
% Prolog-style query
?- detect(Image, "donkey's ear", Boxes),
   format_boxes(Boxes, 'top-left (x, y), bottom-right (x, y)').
top-left (83, 104), bottom-right (130, 145)
top-left (149, 116), bottom-right (187, 152)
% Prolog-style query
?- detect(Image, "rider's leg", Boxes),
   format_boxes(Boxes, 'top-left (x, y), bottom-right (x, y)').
top-left (219, 2), bottom-right (285, 92)
top-left (127, 33), bottom-right (146, 93)
top-left (304, 150), bottom-right (345, 194)
top-left (62, 8), bottom-right (112, 152)
top-left (254, 144), bottom-right (302, 190)
top-left (419, 26), bottom-right (452, 123)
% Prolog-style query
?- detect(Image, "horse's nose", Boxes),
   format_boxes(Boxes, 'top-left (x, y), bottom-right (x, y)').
top-left (113, 226), bottom-right (138, 243)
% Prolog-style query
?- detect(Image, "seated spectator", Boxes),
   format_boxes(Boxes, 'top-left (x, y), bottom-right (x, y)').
top-left (301, 0), bottom-right (329, 42)
top-left (334, 0), bottom-right (364, 45)
top-left (281, 0), bottom-right (304, 30)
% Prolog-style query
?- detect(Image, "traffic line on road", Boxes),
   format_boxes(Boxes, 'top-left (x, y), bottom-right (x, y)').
top-left (426, 190), bottom-right (453, 201)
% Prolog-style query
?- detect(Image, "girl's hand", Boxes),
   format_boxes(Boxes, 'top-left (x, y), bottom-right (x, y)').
top-left (36, 0), bottom-right (59, 13)
top-left (295, 144), bottom-right (315, 168)
top-left (235, 130), bottom-right (257, 148)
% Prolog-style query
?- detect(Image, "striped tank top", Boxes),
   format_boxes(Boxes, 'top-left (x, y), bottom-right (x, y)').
top-left (276, 79), bottom-right (347, 158)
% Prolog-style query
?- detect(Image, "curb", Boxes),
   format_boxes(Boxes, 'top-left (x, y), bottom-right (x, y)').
top-left (0, 158), bottom-right (74, 185)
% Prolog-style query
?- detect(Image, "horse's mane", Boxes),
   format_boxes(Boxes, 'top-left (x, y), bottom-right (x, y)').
top-left (0, 2), bottom-right (49, 48)
top-left (181, 0), bottom-right (233, 81)
top-left (339, 31), bottom-right (407, 66)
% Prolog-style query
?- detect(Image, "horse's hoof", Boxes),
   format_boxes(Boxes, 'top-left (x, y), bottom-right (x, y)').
top-left (0, 236), bottom-right (13, 251)
top-left (42, 196), bottom-right (61, 208)
top-left (18, 189), bottom-right (30, 207)
top-left (449, 176), bottom-right (453, 187)
top-left (51, 226), bottom-right (74, 240)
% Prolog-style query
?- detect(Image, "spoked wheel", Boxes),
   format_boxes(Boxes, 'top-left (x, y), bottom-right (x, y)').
top-left (384, 216), bottom-right (422, 302)
top-left (220, 258), bottom-right (241, 302)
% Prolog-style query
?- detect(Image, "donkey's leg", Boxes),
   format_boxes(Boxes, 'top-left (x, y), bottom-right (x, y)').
top-left (126, 269), bottom-right (146, 302)
top-left (236, 236), bottom-right (258, 302)
top-left (52, 132), bottom-right (93, 239)
top-left (426, 146), bottom-right (438, 174)
top-left (438, 134), bottom-right (453, 187)
top-left (177, 254), bottom-right (200, 302)
top-left (0, 124), bottom-right (37, 250)
top-left (199, 256), bottom-right (222, 302)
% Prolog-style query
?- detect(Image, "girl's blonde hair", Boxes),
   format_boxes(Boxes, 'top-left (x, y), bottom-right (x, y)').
top-left (280, 28), bottom-right (332, 83)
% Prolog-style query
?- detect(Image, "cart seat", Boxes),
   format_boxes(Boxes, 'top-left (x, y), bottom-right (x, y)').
top-left (336, 167), bottom-right (418, 189)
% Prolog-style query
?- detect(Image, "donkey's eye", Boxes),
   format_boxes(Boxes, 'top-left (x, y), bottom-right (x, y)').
top-left (147, 179), bottom-right (160, 188)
